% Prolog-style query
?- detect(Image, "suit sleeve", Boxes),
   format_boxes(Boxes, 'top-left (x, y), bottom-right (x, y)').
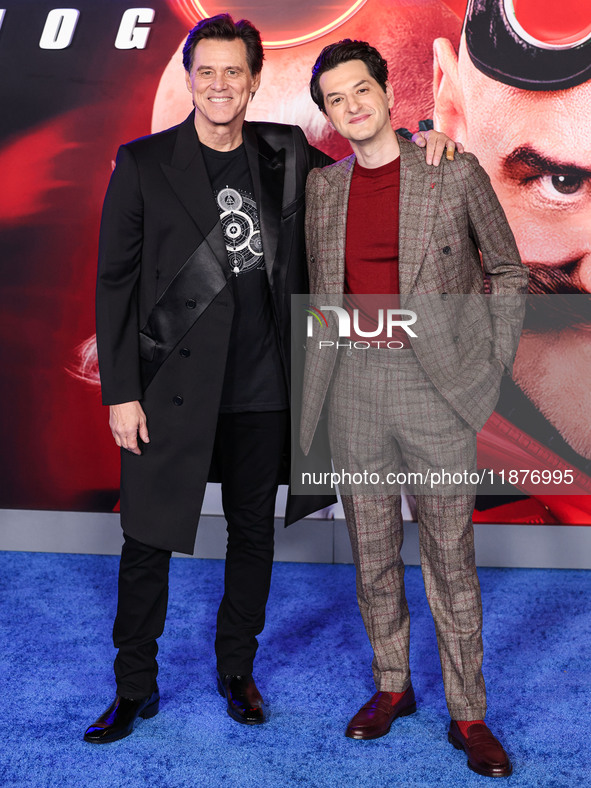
top-left (462, 153), bottom-right (529, 375)
top-left (95, 144), bottom-right (144, 405)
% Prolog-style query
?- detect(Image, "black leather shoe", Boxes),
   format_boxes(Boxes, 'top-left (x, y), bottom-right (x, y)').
top-left (83, 689), bottom-right (160, 743)
top-left (217, 672), bottom-right (266, 725)
top-left (448, 721), bottom-right (513, 777)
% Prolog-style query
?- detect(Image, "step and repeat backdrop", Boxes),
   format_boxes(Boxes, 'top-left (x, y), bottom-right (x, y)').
top-left (1, 1), bottom-right (590, 523)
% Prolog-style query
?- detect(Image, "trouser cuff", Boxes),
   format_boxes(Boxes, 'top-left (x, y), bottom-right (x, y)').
top-left (376, 676), bottom-right (412, 693)
top-left (448, 707), bottom-right (487, 721)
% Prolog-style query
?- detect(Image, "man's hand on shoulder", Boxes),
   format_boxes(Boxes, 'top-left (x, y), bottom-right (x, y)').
top-left (412, 129), bottom-right (465, 167)
top-left (109, 401), bottom-right (149, 456)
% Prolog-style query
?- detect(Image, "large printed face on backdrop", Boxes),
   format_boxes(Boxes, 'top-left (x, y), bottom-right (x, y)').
top-left (430, 3), bottom-right (591, 463)
top-left (433, 38), bottom-right (591, 295)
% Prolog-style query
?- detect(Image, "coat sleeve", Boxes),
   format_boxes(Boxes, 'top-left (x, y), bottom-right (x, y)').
top-left (95, 144), bottom-right (144, 405)
top-left (460, 154), bottom-right (528, 375)
top-left (304, 169), bottom-right (323, 290)
top-left (292, 124), bottom-right (334, 170)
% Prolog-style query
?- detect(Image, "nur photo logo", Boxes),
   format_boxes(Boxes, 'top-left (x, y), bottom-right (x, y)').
top-left (304, 304), bottom-right (418, 349)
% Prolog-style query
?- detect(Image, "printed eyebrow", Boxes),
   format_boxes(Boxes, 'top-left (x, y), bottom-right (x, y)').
top-left (325, 79), bottom-right (369, 100)
top-left (503, 145), bottom-right (591, 179)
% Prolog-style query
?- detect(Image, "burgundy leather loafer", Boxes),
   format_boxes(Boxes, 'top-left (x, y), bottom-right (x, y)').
top-left (345, 686), bottom-right (416, 740)
top-left (448, 721), bottom-right (513, 777)
top-left (217, 672), bottom-right (266, 725)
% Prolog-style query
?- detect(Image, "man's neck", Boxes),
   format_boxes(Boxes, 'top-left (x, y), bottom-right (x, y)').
top-left (193, 115), bottom-right (244, 152)
top-left (351, 128), bottom-right (400, 169)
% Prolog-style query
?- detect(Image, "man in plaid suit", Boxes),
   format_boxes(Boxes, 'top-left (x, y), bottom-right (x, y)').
top-left (300, 40), bottom-right (528, 778)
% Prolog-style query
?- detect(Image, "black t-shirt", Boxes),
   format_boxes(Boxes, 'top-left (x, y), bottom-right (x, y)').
top-left (201, 143), bottom-right (288, 412)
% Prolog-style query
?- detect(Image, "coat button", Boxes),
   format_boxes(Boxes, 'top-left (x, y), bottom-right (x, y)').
top-left (441, 293), bottom-right (448, 300)
top-left (346, 350), bottom-right (353, 357)
top-left (309, 255), bottom-right (315, 263)
top-left (185, 298), bottom-right (196, 309)
top-left (173, 395), bottom-right (184, 406)
top-left (453, 335), bottom-right (459, 343)
top-left (442, 246), bottom-right (451, 255)
top-left (179, 347), bottom-right (191, 358)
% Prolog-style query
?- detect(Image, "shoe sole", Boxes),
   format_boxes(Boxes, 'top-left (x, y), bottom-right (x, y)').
top-left (83, 697), bottom-right (160, 744)
top-left (345, 702), bottom-right (417, 740)
top-left (217, 677), bottom-right (266, 725)
top-left (448, 732), bottom-right (513, 778)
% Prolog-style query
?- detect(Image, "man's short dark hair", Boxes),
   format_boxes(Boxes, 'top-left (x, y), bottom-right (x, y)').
top-left (182, 13), bottom-right (264, 77)
top-left (310, 39), bottom-right (389, 112)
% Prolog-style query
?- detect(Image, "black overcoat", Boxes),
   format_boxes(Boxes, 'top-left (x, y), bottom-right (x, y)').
top-left (96, 112), bottom-right (335, 554)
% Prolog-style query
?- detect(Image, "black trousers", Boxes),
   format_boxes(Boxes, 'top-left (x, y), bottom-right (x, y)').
top-left (113, 410), bottom-right (289, 699)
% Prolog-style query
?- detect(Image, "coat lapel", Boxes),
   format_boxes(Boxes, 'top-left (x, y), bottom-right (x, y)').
top-left (141, 112), bottom-right (231, 383)
top-left (243, 122), bottom-right (285, 287)
top-left (160, 112), bottom-right (228, 275)
top-left (398, 136), bottom-right (442, 294)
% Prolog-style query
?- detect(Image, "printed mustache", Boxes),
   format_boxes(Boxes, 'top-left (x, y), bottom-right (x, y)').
top-left (522, 264), bottom-right (591, 332)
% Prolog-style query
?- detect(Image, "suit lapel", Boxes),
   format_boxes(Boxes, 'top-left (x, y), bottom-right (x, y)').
top-left (398, 136), bottom-right (442, 294)
top-left (325, 155), bottom-right (355, 295)
top-left (243, 122), bottom-right (285, 287)
top-left (160, 112), bottom-right (228, 274)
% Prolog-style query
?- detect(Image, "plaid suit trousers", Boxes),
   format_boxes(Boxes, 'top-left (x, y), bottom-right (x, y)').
top-left (328, 347), bottom-right (487, 720)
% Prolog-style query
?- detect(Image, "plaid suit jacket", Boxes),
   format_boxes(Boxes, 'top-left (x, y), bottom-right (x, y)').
top-left (300, 136), bottom-right (529, 454)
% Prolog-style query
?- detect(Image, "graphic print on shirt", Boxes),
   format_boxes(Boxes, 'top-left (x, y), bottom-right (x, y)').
top-left (216, 187), bottom-right (264, 275)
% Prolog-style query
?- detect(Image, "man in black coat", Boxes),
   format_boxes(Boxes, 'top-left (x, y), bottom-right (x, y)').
top-left (84, 14), bottom-right (456, 743)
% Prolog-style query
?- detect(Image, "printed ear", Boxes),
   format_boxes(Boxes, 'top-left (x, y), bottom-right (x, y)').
top-left (433, 38), bottom-right (467, 144)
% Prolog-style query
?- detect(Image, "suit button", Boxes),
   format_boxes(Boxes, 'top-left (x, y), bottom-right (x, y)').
top-left (453, 335), bottom-right (459, 343)
top-left (179, 347), bottom-right (191, 358)
top-left (441, 293), bottom-right (448, 300)
top-left (309, 255), bottom-right (315, 263)
top-left (185, 298), bottom-right (196, 309)
top-left (173, 395), bottom-right (184, 406)
top-left (442, 246), bottom-right (451, 255)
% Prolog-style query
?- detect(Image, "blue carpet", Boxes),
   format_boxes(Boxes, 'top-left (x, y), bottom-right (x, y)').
top-left (0, 551), bottom-right (589, 787)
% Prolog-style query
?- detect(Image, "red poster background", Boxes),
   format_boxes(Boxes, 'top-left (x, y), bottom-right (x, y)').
top-left (1, 1), bottom-right (589, 523)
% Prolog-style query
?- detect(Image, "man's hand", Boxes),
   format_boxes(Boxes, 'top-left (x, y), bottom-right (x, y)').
top-left (109, 401), bottom-right (149, 455)
top-left (412, 129), bottom-right (464, 166)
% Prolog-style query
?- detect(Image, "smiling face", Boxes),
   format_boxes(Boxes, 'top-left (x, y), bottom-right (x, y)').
top-left (434, 36), bottom-right (591, 293)
top-left (319, 59), bottom-right (394, 150)
top-left (184, 37), bottom-right (261, 147)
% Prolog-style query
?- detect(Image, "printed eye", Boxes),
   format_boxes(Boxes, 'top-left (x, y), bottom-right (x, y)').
top-left (331, 97), bottom-right (342, 105)
top-left (533, 173), bottom-right (586, 200)
top-left (528, 172), bottom-right (590, 203)
top-left (548, 174), bottom-right (583, 195)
